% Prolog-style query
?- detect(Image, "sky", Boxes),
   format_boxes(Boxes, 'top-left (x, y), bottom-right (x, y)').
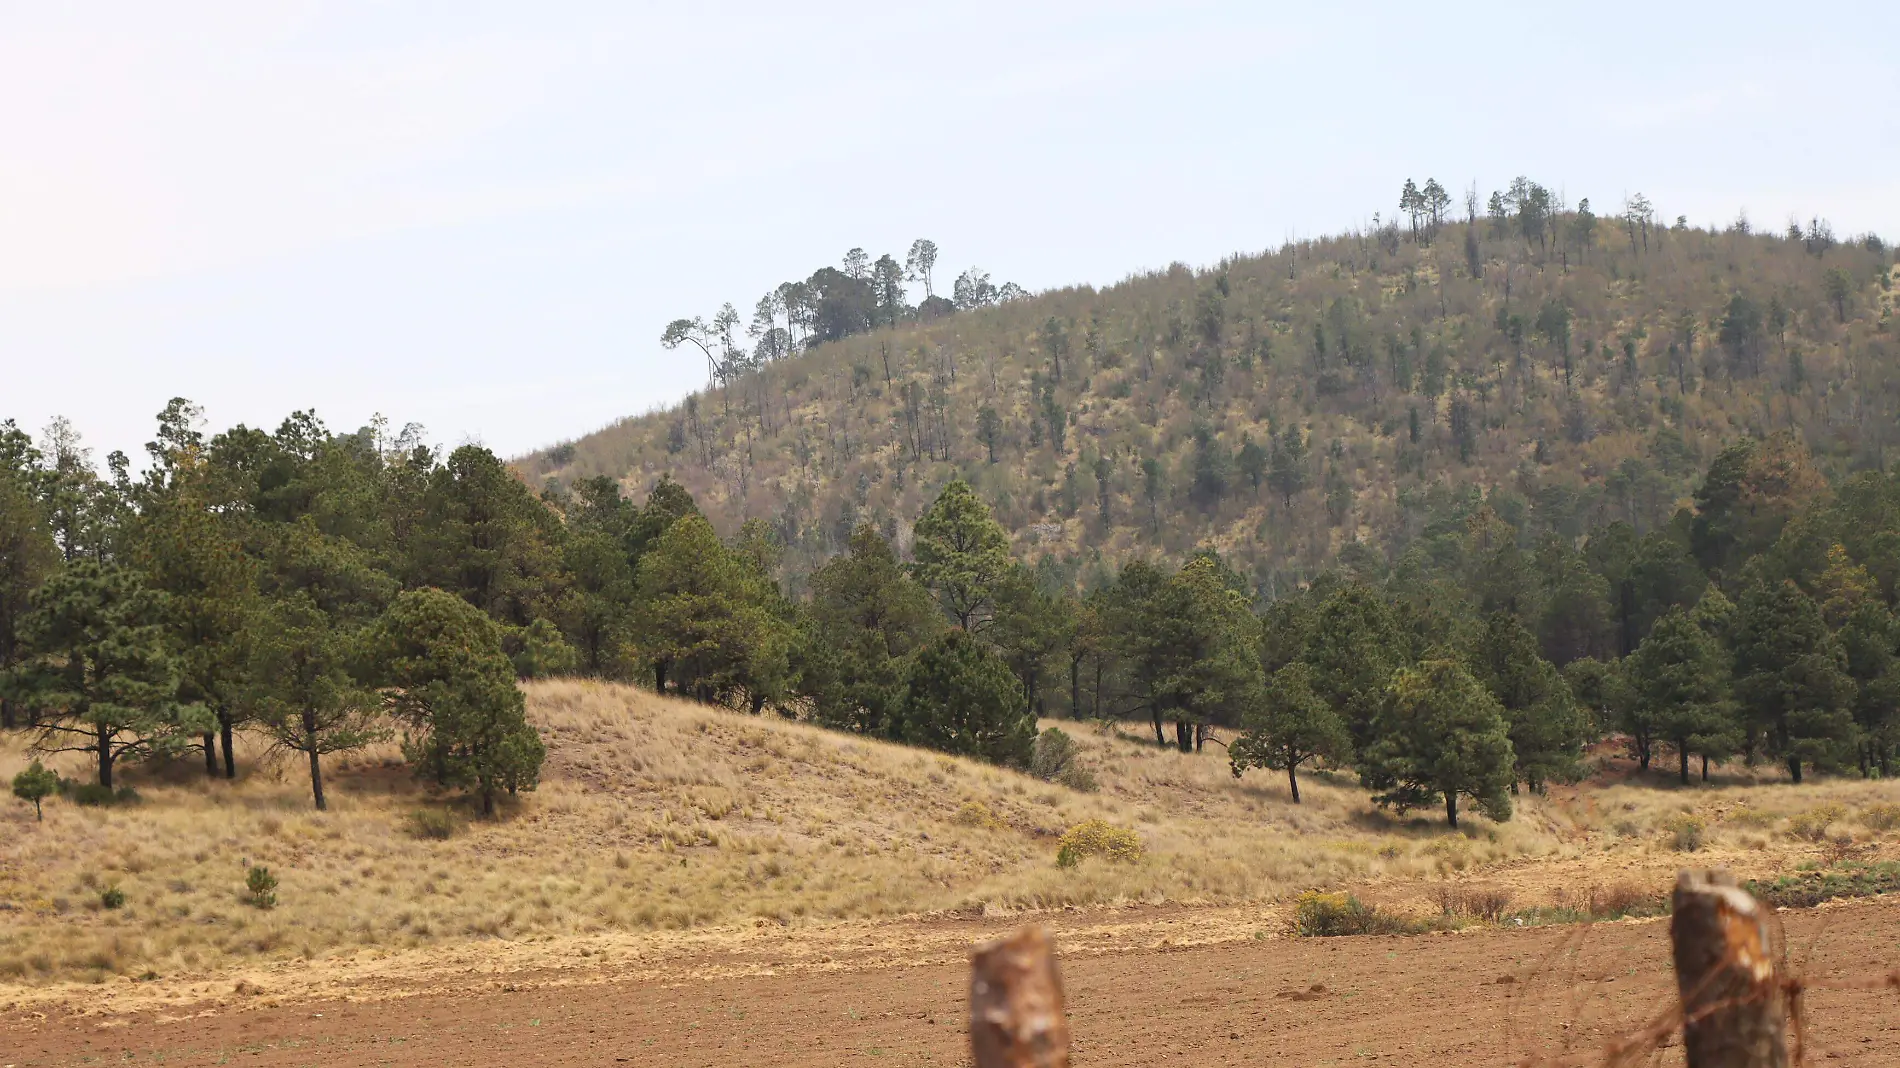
top-left (4, 1), bottom-right (1896, 466)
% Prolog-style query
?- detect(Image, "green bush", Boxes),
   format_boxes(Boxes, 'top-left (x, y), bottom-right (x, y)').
top-left (100, 886), bottom-right (126, 910)
top-left (407, 808), bottom-right (459, 840)
top-left (1030, 728), bottom-right (1078, 780)
top-left (1054, 819), bottom-right (1143, 867)
top-left (1293, 891), bottom-right (1422, 937)
top-left (245, 866), bottom-right (279, 909)
top-left (10, 760), bottom-right (58, 821)
top-left (68, 782), bottom-right (116, 806)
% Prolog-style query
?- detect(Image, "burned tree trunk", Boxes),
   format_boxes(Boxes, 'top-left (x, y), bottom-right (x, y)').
top-left (970, 926), bottom-right (1070, 1068)
top-left (1670, 869), bottom-right (1787, 1068)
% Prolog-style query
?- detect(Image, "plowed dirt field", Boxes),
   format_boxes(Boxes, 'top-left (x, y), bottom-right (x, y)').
top-left (8, 897), bottom-right (1899, 1067)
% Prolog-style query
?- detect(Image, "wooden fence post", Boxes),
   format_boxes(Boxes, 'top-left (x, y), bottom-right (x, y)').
top-left (970, 926), bottom-right (1070, 1068)
top-left (1670, 869), bottom-right (1787, 1068)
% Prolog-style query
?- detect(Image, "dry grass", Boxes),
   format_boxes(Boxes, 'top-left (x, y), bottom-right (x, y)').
top-left (3, 681), bottom-right (1897, 987)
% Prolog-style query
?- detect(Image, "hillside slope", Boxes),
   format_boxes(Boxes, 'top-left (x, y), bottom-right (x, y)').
top-left (524, 206), bottom-right (1897, 591)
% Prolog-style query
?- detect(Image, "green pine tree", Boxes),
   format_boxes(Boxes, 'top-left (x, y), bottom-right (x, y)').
top-left (371, 588), bottom-right (544, 815)
top-left (11, 759), bottom-right (58, 821)
top-left (1732, 579), bottom-right (1857, 782)
top-left (896, 629), bottom-right (1033, 766)
top-left (1362, 658), bottom-right (1516, 828)
top-left (797, 523), bottom-right (944, 736)
top-left (1467, 612), bottom-right (1587, 790)
top-left (247, 592), bottom-right (385, 810)
top-left (11, 560), bottom-right (210, 788)
top-left (911, 479), bottom-right (1011, 631)
top-left (1230, 662), bottom-right (1351, 803)
top-left (1624, 607), bottom-right (1735, 784)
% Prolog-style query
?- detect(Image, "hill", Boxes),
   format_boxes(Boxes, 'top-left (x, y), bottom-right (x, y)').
top-left (6, 680), bottom-right (1897, 993)
top-left (523, 189), bottom-right (1897, 592)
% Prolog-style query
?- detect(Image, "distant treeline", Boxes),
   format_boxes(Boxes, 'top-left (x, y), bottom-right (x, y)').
top-left (8, 400), bottom-right (1896, 827)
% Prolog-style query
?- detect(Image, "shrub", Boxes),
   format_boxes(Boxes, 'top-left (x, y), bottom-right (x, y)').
top-left (1859, 803), bottom-right (1900, 832)
top-left (407, 808), bottom-right (459, 840)
top-left (1666, 814), bottom-right (1707, 852)
top-left (245, 866), bottom-right (279, 909)
top-left (1724, 806), bottom-right (1778, 829)
top-left (952, 801), bottom-right (1005, 829)
top-left (1054, 819), bottom-right (1143, 867)
top-left (1788, 804), bottom-right (1846, 842)
top-left (1293, 891), bottom-right (1421, 936)
top-left (1030, 728), bottom-right (1078, 780)
top-left (99, 887), bottom-right (125, 910)
top-left (1055, 762), bottom-right (1099, 793)
top-left (10, 760), bottom-right (58, 821)
top-left (68, 782), bottom-right (116, 807)
top-left (1585, 882), bottom-right (1665, 919)
top-left (1434, 885), bottom-right (1514, 922)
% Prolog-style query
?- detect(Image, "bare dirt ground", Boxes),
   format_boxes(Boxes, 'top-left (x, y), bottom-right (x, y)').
top-left (8, 896), bottom-right (1898, 1068)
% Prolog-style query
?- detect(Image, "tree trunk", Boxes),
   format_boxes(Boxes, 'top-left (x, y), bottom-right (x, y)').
top-left (98, 726), bottom-right (113, 790)
top-left (1151, 709), bottom-right (1165, 747)
top-left (1173, 720), bottom-right (1192, 753)
top-left (1445, 792), bottom-right (1458, 828)
top-left (203, 731), bottom-right (219, 776)
top-left (304, 708), bottom-right (326, 812)
top-left (1702, 753), bottom-right (1711, 782)
top-left (969, 926), bottom-right (1070, 1068)
top-left (1286, 760), bottom-right (1301, 804)
top-left (220, 713), bottom-right (236, 779)
top-left (653, 659), bottom-right (668, 693)
top-left (1670, 870), bottom-right (1788, 1068)
top-left (1681, 745), bottom-right (1691, 785)
top-left (1, 696), bottom-right (14, 730)
top-left (1786, 757), bottom-right (1802, 784)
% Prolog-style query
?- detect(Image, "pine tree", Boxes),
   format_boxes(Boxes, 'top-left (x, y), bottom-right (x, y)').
top-left (1230, 662), bottom-right (1351, 803)
top-left (1732, 579), bottom-right (1857, 782)
top-left (634, 514), bottom-right (791, 704)
top-left (1301, 584), bottom-right (1408, 752)
top-left (11, 759), bottom-right (57, 821)
top-left (911, 480), bottom-right (1011, 631)
top-left (1362, 658), bottom-right (1516, 828)
top-left (371, 588), bottom-right (544, 815)
top-left (1624, 608), bottom-right (1734, 783)
top-left (798, 523), bottom-right (943, 736)
top-left (1467, 613), bottom-right (1586, 790)
top-left (11, 561), bottom-right (209, 788)
top-left (0, 471), bottom-right (58, 729)
top-left (897, 630), bottom-right (1033, 766)
top-left (247, 592), bottom-right (384, 810)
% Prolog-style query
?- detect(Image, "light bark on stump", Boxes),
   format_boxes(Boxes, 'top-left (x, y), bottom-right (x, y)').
top-left (1671, 869), bottom-right (1787, 1068)
top-left (970, 926), bottom-right (1070, 1068)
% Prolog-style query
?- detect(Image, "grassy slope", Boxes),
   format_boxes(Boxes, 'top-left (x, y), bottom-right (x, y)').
top-left (520, 223), bottom-right (1897, 586)
top-left (5, 682), bottom-right (1898, 986)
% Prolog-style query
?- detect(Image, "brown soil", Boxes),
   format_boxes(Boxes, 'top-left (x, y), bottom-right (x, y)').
top-left (7, 897), bottom-right (1898, 1067)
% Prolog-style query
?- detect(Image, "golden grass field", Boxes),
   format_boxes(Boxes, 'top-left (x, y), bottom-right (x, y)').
top-left (3, 680), bottom-right (1898, 1003)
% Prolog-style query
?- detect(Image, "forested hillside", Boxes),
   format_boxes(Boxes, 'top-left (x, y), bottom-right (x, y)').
top-left (526, 182), bottom-right (1897, 596)
top-left (5, 180), bottom-right (1899, 841)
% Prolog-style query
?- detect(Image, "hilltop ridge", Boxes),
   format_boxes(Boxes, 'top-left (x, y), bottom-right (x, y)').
top-left (524, 194), bottom-right (1897, 591)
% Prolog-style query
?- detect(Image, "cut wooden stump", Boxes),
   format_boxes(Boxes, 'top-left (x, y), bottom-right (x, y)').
top-left (1671, 869), bottom-right (1788, 1068)
top-left (970, 926), bottom-right (1070, 1068)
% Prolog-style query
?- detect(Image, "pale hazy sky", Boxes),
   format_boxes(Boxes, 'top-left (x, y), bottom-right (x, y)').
top-left (4, 2), bottom-right (1896, 464)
